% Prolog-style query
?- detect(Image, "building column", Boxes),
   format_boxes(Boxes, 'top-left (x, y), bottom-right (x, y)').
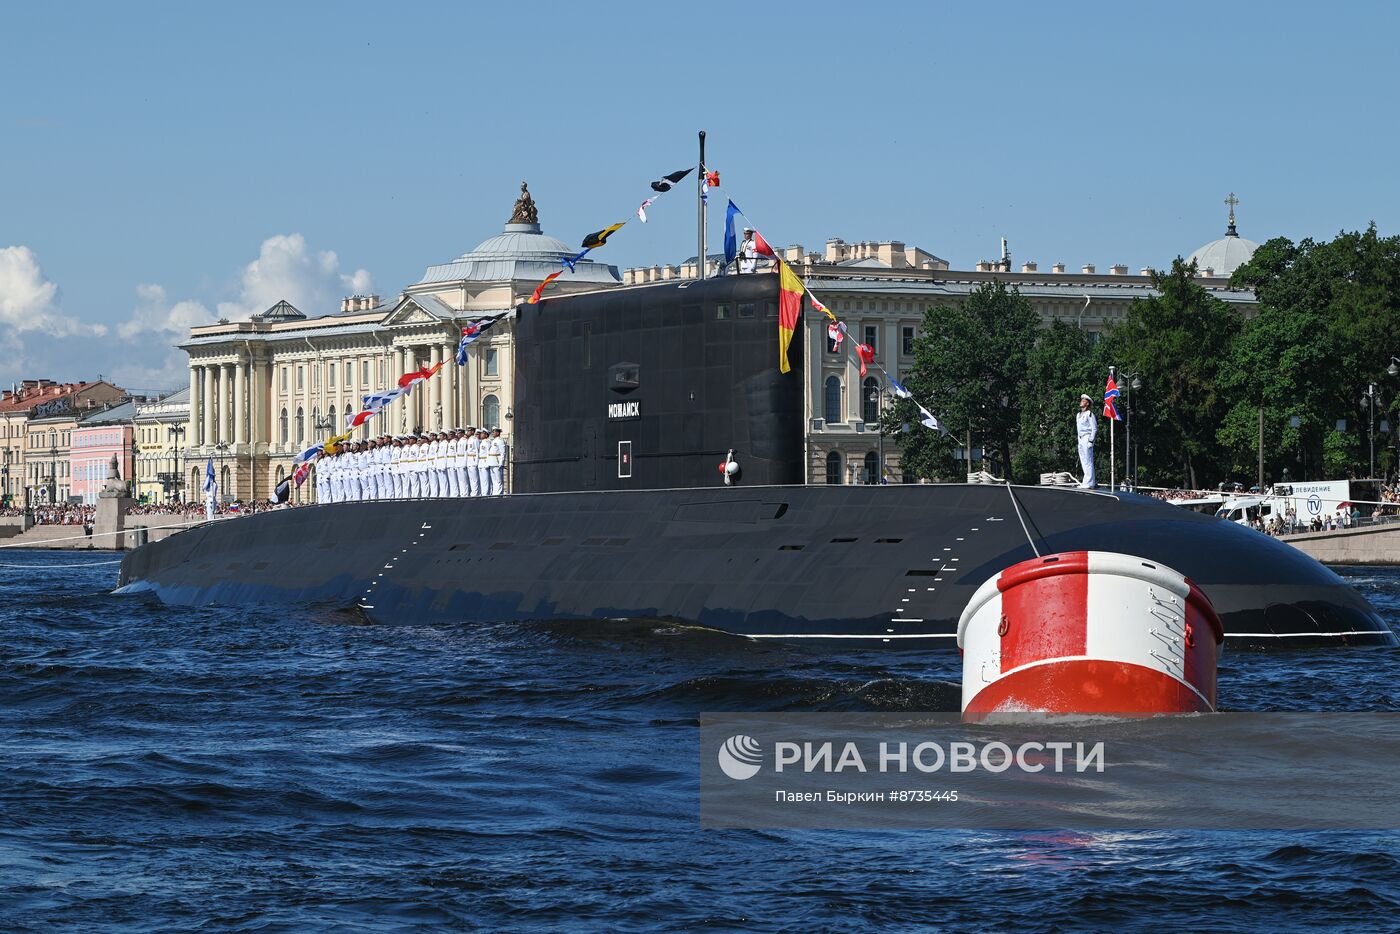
top-left (233, 361), bottom-right (247, 445)
top-left (203, 365), bottom-right (217, 447)
top-left (189, 365), bottom-right (203, 447)
top-left (442, 340), bottom-right (457, 428)
top-left (428, 344), bottom-right (442, 429)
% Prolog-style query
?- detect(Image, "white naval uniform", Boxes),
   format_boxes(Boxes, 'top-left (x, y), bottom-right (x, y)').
top-left (465, 435), bottom-right (480, 497)
top-left (483, 437), bottom-right (505, 496)
top-left (315, 460), bottom-right (329, 504)
top-left (447, 437), bottom-right (462, 497)
top-left (391, 445), bottom-right (404, 499)
top-left (739, 236), bottom-right (758, 274)
top-left (378, 445), bottom-right (391, 500)
top-left (473, 436), bottom-right (490, 497)
top-left (1077, 408), bottom-right (1097, 489)
top-left (432, 440), bottom-right (448, 497)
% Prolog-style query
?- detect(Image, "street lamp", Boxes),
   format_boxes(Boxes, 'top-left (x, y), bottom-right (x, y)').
top-left (213, 440), bottom-right (230, 503)
top-left (1117, 371), bottom-right (1143, 489)
top-left (1388, 356), bottom-right (1400, 377)
top-left (169, 423), bottom-right (187, 502)
top-left (868, 384), bottom-right (886, 484)
top-left (1362, 383), bottom-right (1378, 478)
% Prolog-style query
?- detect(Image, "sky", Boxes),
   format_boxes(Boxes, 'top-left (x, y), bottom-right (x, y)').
top-left (2, 0), bottom-right (1398, 392)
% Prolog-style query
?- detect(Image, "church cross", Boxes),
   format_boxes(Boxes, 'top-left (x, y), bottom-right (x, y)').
top-left (1225, 192), bottom-right (1239, 227)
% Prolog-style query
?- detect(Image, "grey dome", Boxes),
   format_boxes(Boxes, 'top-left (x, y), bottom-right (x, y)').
top-left (455, 223), bottom-right (573, 261)
top-left (416, 221), bottom-right (620, 286)
top-left (1187, 232), bottom-right (1258, 278)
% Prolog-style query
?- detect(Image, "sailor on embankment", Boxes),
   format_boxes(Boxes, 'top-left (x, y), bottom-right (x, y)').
top-left (1077, 393), bottom-right (1097, 489)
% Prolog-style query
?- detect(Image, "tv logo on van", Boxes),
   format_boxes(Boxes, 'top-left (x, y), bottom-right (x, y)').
top-left (1307, 494), bottom-right (1322, 516)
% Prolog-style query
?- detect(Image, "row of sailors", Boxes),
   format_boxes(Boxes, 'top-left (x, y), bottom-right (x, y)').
top-left (316, 428), bottom-right (507, 503)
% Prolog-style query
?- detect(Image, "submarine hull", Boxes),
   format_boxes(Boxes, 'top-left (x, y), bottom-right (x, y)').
top-left (116, 484), bottom-right (1394, 650)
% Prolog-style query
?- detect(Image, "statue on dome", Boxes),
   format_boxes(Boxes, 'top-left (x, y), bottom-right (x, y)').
top-left (509, 182), bottom-right (539, 226)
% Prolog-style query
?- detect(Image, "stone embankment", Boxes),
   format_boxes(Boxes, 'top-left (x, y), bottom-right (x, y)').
top-left (1282, 523), bottom-right (1400, 565)
top-left (0, 515), bottom-right (194, 550)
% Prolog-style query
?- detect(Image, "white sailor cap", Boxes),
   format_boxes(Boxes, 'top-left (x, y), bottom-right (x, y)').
top-left (1080, 393), bottom-right (1092, 402)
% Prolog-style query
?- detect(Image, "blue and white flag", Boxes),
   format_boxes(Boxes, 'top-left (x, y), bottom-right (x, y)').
top-left (886, 373), bottom-right (914, 400)
top-left (201, 456), bottom-right (216, 494)
top-left (293, 442), bottom-right (324, 465)
top-left (723, 199), bottom-right (742, 270)
top-left (918, 404), bottom-right (950, 437)
top-left (456, 316), bottom-right (502, 366)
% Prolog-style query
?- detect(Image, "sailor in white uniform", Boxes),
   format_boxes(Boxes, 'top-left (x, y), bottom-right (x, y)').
top-left (389, 437), bottom-right (404, 498)
top-left (464, 428), bottom-right (481, 497)
top-left (739, 228), bottom-right (758, 274)
top-left (427, 433), bottom-right (443, 497)
top-left (473, 428), bottom-right (491, 497)
top-left (1077, 394), bottom-right (1097, 489)
top-left (315, 455), bottom-right (329, 504)
top-left (445, 429), bottom-right (462, 498)
top-left (485, 428), bottom-right (506, 496)
top-left (456, 426), bottom-right (474, 497)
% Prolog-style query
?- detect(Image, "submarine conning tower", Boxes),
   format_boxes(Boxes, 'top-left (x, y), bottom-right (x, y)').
top-left (513, 275), bottom-right (805, 493)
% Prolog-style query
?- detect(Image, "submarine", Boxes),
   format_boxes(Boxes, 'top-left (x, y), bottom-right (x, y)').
top-left (117, 273), bottom-right (1396, 649)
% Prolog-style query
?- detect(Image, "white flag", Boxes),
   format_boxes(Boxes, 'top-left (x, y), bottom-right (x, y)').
top-left (918, 405), bottom-right (950, 436)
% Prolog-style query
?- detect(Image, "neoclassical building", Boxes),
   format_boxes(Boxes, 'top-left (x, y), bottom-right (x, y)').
top-left (624, 203), bottom-right (1260, 484)
top-left (180, 185), bottom-right (619, 501)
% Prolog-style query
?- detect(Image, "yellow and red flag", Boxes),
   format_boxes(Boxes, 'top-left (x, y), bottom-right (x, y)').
top-left (777, 260), bottom-right (804, 374)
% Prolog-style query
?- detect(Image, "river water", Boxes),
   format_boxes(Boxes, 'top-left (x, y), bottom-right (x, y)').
top-left (3, 553), bottom-right (1399, 931)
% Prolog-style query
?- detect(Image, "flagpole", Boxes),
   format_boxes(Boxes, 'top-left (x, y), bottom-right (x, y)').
top-left (697, 130), bottom-right (706, 282)
top-left (1110, 416), bottom-right (1116, 491)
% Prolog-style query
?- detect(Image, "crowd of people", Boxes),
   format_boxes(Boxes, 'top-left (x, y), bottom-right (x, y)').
top-left (315, 427), bottom-right (507, 504)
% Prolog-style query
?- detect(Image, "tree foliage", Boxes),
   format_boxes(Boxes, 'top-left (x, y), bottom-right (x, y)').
top-left (889, 281), bottom-right (1038, 480)
top-left (1102, 258), bottom-right (1241, 487)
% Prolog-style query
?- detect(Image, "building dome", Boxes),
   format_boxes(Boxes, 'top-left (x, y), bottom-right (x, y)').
top-left (414, 183), bottom-right (620, 287)
top-left (1186, 194), bottom-right (1258, 277)
top-left (456, 223), bottom-right (574, 262)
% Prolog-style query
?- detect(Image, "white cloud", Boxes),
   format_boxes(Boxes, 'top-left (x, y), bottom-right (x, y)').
top-left (117, 283), bottom-right (215, 340)
top-left (0, 245), bottom-right (101, 337)
top-left (215, 233), bottom-right (374, 320)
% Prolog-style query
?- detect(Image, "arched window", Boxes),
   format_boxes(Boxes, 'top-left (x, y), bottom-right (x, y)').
top-left (864, 451), bottom-right (879, 485)
top-left (482, 394), bottom-right (500, 429)
top-left (344, 404), bottom-right (354, 436)
top-left (825, 451), bottom-right (843, 485)
top-left (191, 466), bottom-right (201, 496)
top-left (295, 407), bottom-right (305, 442)
top-left (220, 465), bottom-right (231, 497)
top-left (280, 408), bottom-right (288, 444)
top-left (823, 376), bottom-right (842, 424)
top-left (862, 377), bottom-right (880, 425)
top-left (312, 407), bottom-right (321, 433)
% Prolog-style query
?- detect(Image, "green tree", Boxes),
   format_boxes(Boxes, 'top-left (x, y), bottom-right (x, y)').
top-left (1013, 319), bottom-right (1107, 481)
top-left (889, 281), bottom-right (1039, 481)
top-left (1229, 225), bottom-right (1400, 479)
top-left (1103, 257), bottom-right (1241, 488)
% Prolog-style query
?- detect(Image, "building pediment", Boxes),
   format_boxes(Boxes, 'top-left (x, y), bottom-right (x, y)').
top-left (381, 293), bottom-right (459, 328)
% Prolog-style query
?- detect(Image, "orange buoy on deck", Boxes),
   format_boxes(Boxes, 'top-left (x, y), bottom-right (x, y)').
top-left (957, 551), bottom-right (1224, 717)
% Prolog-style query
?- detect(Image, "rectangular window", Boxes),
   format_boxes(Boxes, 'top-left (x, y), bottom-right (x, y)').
top-left (312, 365), bottom-right (319, 389)
top-left (344, 359), bottom-right (353, 387)
top-left (281, 366), bottom-right (288, 392)
top-left (362, 361), bottom-right (370, 386)
top-left (379, 359), bottom-right (386, 384)
top-left (715, 303), bottom-right (730, 320)
top-left (328, 363), bottom-right (336, 388)
top-left (296, 366), bottom-right (304, 391)
top-left (902, 326), bottom-right (915, 356)
top-left (484, 348), bottom-right (499, 378)
top-left (864, 326), bottom-right (877, 351)
top-left (738, 302), bottom-right (755, 318)
top-left (618, 440), bottom-right (632, 479)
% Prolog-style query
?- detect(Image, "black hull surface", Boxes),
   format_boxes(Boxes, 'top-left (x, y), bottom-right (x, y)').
top-left (116, 484), bottom-right (1395, 650)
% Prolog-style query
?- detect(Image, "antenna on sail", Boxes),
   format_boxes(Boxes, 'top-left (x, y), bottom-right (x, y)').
top-left (697, 130), bottom-right (707, 282)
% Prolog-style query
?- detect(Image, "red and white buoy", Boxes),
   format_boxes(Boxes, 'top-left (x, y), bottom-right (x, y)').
top-left (957, 551), bottom-right (1224, 717)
